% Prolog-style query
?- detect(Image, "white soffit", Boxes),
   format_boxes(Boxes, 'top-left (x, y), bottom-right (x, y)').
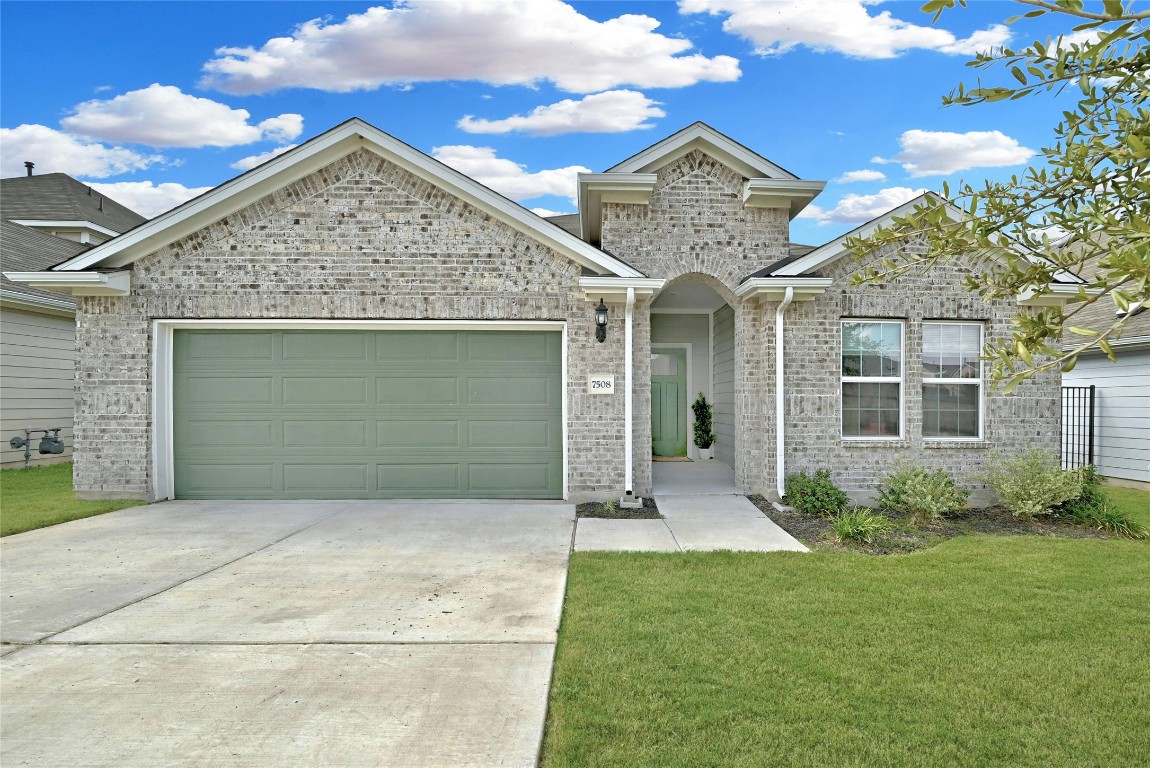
top-left (3, 270), bottom-right (130, 296)
top-left (1017, 284), bottom-right (1101, 306)
top-left (735, 277), bottom-right (833, 303)
top-left (579, 277), bottom-right (665, 303)
top-left (49, 118), bottom-right (642, 279)
top-left (742, 179), bottom-right (827, 218)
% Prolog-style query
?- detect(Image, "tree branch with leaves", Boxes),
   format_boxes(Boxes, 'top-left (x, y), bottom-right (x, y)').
top-left (845, 0), bottom-right (1148, 391)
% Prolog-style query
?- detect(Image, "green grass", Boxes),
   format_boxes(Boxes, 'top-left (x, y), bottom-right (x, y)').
top-left (544, 497), bottom-right (1150, 767)
top-left (0, 462), bottom-right (145, 536)
top-left (1104, 485), bottom-right (1150, 530)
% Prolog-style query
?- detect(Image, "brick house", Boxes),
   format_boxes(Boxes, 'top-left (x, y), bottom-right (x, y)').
top-left (5, 119), bottom-right (1072, 503)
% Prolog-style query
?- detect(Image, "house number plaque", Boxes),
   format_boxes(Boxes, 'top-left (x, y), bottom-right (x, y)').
top-left (588, 374), bottom-right (615, 394)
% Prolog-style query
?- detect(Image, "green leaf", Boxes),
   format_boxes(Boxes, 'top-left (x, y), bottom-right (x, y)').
top-left (1067, 326), bottom-right (1099, 337)
top-left (1011, 65), bottom-right (1027, 85)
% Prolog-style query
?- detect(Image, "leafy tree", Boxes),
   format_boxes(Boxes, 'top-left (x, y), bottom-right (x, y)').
top-left (846, 0), bottom-right (1148, 390)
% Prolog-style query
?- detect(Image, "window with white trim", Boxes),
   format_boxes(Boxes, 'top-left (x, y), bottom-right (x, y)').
top-left (922, 321), bottom-right (983, 439)
top-left (841, 320), bottom-right (903, 438)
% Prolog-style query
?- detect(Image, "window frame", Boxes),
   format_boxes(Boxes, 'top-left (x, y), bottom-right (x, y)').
top-left (921, 320), bottom-right (984, 442)
top-left (840, 318), bottom-right (905, 441)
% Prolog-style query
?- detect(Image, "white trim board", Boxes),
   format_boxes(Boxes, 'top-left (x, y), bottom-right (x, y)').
top-left (151, 319), bottom-right (569, 502)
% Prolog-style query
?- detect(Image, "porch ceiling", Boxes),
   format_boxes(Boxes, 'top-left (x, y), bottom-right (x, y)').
top-left (651, 278), bottom-right (727, 312)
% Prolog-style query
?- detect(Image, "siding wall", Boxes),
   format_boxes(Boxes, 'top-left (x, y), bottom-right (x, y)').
top-left (712, 305), bottom-right (735, 467)
top-left (1063, 349), bottom-right (1150, 483)
top-left (1, 307), bottom-right (75, 467)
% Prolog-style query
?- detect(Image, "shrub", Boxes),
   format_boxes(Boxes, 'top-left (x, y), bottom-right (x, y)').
top-left (1057, 466), bottom-right (1148, 539)
top-left (878, 463), bottom-right (969, 524)
top-left (691, 393), bottom-right (715, 449)
top-left (981, 448), bottom-right (1083, 519)
top-left (785, 469), bottom-right (849, 516)
top-left (834, 508), bottom-right (892, 544)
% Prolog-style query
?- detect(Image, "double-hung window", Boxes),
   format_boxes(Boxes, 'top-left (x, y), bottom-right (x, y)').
top-left (922, 322), bottom-right (983, 439)
top-left (841, 320), bottom-right (903, 438)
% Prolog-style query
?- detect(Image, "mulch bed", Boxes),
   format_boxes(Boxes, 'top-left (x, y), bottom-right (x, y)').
top-left (576, 496), bottom-right (662, 519)
top-left (746, 494), bottom-right (1110, 555)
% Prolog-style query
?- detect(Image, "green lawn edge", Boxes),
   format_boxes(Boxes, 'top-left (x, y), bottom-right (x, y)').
top-left (0, 462), bottom-right (145, 537)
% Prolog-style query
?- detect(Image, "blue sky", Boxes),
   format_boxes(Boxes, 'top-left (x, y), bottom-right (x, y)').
top-left (0, 0), bottom-right (1084, 245)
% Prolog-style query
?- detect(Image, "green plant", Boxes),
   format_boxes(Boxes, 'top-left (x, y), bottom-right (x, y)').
top-left (691, 393), bottom-right (715, 449)
top-left (785, 470), bottom-right (849, 516)
top-left (878, 463), bottom-right (969, 524)
top-left (833, 508), bottom-right (892, 544)
top-left (981, 448), bottom-right (1083, 520)
top-left (1056, 466), bottom-right (1148, 539)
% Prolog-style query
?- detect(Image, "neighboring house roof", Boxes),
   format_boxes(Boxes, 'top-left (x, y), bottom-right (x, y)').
top-left (0, 172), bottom-right (147, 234)
top-left (0, 219), bottom-right (87, 311)
top-left (1062, 252), bottom-right (1150, 349)
top-left (48, 118), bottom-right (645, 279)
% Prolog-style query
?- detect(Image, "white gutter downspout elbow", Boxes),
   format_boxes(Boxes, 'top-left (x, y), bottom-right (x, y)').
top-left (775, 286), bottom-right (794, 500)
top-left (624, 287), bottom-right (635, 495)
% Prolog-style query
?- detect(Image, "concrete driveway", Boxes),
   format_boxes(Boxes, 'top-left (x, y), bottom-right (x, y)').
top-left (0, 500), bottom-right (574, 767)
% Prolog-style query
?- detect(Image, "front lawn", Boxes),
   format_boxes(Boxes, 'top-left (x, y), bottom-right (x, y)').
top-left (543, 495), bottom-right (1150, 766)
top-left (0, 462), bottom-right (145, 536)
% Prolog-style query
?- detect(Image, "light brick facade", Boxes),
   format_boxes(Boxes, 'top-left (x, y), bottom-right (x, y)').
top-left (70, 125), bottom-right (1060, 503)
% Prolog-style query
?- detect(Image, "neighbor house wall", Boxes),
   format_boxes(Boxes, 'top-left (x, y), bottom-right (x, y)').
top-left (775, 246), bottom-right (1062, 505)
top-left (1062, 348), bottom-right (1150, 485)
top-left (73, 149), bottom-right (643, 500)
top-left (1, 307), bottom-right (75, 467)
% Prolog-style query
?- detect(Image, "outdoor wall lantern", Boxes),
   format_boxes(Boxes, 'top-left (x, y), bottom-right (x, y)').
top-left (595, 298), bottom-right (608, 343)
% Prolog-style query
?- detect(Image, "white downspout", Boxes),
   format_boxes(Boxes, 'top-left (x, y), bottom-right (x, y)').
top-left (625, 287), bottom-right (635, 495)
top-left (775, 286), bottom-right (794, 499)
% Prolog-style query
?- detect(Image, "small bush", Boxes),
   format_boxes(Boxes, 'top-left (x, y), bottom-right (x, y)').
top-left (1057, 466), bottom-right (1148, 539)
top-left (785, 469), bottom-right (849, 516)
top-left (981, 448), bottom-right (1083, 519)
top-left (878, 463), bottom-right (969, 524)
top-left (834, 508), bottom-right (892, 544)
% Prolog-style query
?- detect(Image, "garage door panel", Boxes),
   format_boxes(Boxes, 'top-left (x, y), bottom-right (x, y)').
top-left (283, 377), bottom-right (367, 404)
top-left (173, 329), bottom-right (562, 499)
top-left (282, 331), bottom-right (367, 360)
top-left (283, 420), bottom-right (368, 448)
top-left (376, 376), bottom-right (459, 405)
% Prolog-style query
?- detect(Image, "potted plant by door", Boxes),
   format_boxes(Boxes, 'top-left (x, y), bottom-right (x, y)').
top-left (692, 393), bottom-right (716, 459)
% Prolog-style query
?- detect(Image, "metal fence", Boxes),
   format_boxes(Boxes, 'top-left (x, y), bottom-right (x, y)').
top-left (1061, 385), bottom-right (1095, 470)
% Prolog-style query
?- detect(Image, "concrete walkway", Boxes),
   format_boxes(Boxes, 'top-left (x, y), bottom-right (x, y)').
top-left (575, 461), bottom-right (809, 553)
top-left (1, 500), bottom-right (574, 768)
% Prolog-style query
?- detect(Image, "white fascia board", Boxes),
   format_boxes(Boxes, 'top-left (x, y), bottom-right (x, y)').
top-left (577, 173), bottom-right (658, 246)
top-left (3, 270), bottom-right (130, 296)
top-left (775, 193), bottom-right (953, 277)
top-left (51, 118), bottom-right (643, 279)
top-left (579, 276), bottom-right (665, 303)
top-left (1065, 334), bottom-right (1150, 353)
top-left (607, 124), bottom-right (798, 180)
top-left (10, 219), bottom-right (121, 239)
top-left (1017, 283), bottom-right (1103, 306)
top-left (0, 288), bottom-right (76, 317)
top-left (742, 179), bottom-right (826, 219)
top-left (734, 277), bottom-right (833, 302)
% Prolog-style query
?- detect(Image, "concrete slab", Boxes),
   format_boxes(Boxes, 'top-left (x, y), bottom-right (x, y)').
top-left (652, 460), bottom-right (738, 495)
top-left (0, 644), bottom-right (21, 657)
top-left (0, 501), bottom-right (340, 643)
top-left (667, 516), bottom-right (810, 553)
top-left (0, 642), bottom-right (551, 768)
top-left (52, 503), bottom-right (574, 645)
top-left (575, 519), bottom-right (680, 552)
top-left (656, 494), bottom-right (767, 519)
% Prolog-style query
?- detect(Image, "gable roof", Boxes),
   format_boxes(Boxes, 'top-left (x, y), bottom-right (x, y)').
top-left (0, 172), bottom-right (146, 234)
top-left (0, 219), bottom-right (87, 308)
top-left (606, 121), bottom-right (798, 180)
top-left (50, 118), bottom-right (644, 278)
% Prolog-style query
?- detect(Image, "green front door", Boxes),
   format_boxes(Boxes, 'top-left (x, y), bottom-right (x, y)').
top-left (651, 347), bottom-right (687, 457)
top-left (172, 329), bottom-right (563, 499)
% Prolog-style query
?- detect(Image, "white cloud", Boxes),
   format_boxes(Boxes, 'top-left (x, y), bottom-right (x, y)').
top-left (431, 145), bottom-right (590, 203)
top-left (200, 0), bottom-right (740, 95)
top-left (88, 181), bottom-right (213, 218)
top-left (61, 84), bottom-right (303, 148)
top-left (0, 124), bottom-right (163, 179)
top-left (231, 144), bottom-right (298, 171)
top-left (874, 129), bottom-right (1035, 176)
top-left (459, 90), bottom-right (665, 136)
top-left (531, 207), bottom-right (575, 218)
top-left (679, 0), bottom-right (1009, 59)
top-left (800, 186), bottom-right (926, 225)
top-left (834, 169), bottom-right (887, 183)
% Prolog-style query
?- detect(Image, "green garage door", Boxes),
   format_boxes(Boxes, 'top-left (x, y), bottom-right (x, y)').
top-left (172, 329), bottom-right (563, 499)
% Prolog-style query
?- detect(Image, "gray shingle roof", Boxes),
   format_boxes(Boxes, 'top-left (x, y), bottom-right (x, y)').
top-left (0, 219), bottom-right (88, 305)
top-left (545, 213), bottom-right (581, 237)
top-left (0, 173), bottom-right (147, 234)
